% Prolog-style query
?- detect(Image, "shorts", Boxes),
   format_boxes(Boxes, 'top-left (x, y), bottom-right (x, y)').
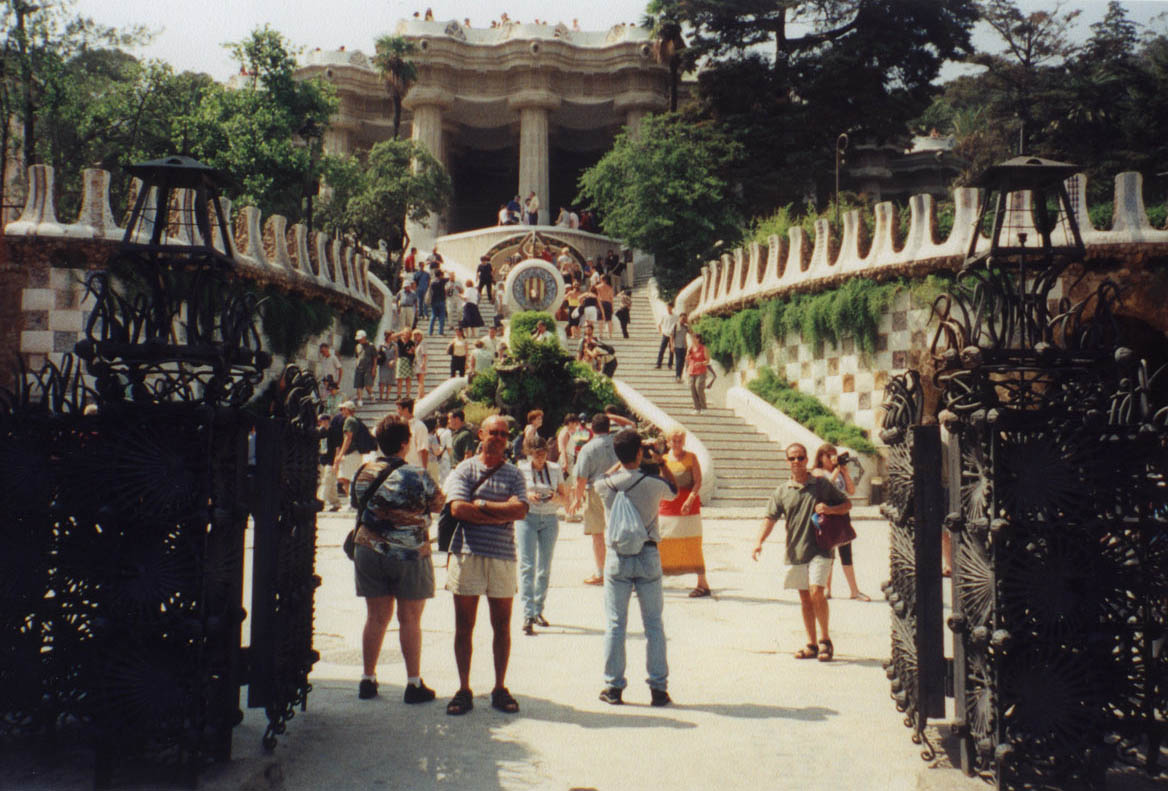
top-left (583, 488), bottom-right (605, 536)
top-left (601, 302), bottom-right (613, 320)
top-left (338, 451), bottom-right (363, 482)
top-left (354, 545), bottom-right (435, 599)
top-left (783, 554), bottom-right (833, 591)
top-left (445, 553), bottom-right (518, 598)
top-left (354, 367), bottom-right (371, 389)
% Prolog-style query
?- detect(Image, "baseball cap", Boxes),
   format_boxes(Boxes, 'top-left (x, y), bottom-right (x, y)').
top-left (354, 329), bottom-right (367, 340)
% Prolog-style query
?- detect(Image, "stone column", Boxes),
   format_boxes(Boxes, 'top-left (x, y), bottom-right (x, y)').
top-left (509, 91), bottom-right (560, 226)
top-left (615, 92), bottom-right (667, 139)
top-left (403, 87), bottom-right (453, 252)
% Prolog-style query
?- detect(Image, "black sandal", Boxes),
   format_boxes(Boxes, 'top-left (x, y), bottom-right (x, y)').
top-left (818, 639), bottom-right (834, 662)
top-left (446, 688), bottom-right (473, 716)
top-left (794, 643), bottom-right (818, 659)
top-left (490, 686), bottom-right (520, 714)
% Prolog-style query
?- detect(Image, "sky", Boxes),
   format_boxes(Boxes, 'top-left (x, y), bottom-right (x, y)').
top-left (73, 0), bottom-right (1168, 84)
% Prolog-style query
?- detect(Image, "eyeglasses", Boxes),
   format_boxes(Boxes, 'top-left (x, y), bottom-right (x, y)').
top-left (787, 455), bottom-right (807, 462)
top-left (486, 429), bottom-right (509, 437)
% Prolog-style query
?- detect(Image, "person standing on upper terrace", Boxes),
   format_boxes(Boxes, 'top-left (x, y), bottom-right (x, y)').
top-left (655, 304), bottom-right (677, 370)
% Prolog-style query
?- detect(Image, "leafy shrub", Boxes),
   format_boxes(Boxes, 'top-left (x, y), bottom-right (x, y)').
top-left (463, 402), bottom-right (499, 427)
top-left (1088, 202), bottom-right (1113, 231)
top-left (337, 309), bottom-right (379, 356)
top-left (466, 367), bottom-right (500, 403)
top-left (509, 310), bottom-right (558, 346)
top-left (748, 367), bottom-right (875, 454)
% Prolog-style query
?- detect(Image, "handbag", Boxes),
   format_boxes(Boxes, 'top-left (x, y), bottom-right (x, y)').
top-left (437, 463), bottom-right (504, 552)
top-left (344, 456), bottom-right (407, 560)
top-left (814, 512), bottom-right (857, 552)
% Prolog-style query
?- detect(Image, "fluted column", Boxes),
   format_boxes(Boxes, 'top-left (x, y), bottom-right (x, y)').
top-left (403, 87), bottom-right (453, 251)
top-left (509, 91), bottom-right (560, 226)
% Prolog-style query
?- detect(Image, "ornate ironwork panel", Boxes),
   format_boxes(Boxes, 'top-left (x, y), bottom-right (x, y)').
top-left (0, 364), bottom-right (249, 784)
top-left (881, 371), bottom-right (946, 759)
top-left (247, 366), bottom-right (324, 750)
top-left (930, 260), bottom-right (1167, 788)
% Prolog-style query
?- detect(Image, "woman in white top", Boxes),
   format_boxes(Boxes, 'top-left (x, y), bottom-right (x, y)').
top-left (516, 436), bottom-right (568, 635)
top-left (411, 329), bottom-right (428, 400)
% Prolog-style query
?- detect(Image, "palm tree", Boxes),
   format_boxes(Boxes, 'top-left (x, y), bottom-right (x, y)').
top-left (373, 35), bottom-right (419, 139)
top-left (643, 12), bottom-right (686, 112)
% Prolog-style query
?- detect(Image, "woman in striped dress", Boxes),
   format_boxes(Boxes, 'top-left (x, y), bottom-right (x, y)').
top-left (657, 427), bottom-right (710, 597)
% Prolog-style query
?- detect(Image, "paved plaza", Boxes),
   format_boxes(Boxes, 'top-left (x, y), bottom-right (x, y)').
top-left (199, 505), bottom-right (981, 791)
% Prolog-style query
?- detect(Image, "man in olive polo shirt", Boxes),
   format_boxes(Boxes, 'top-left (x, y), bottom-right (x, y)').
top-left (751, 442), bottom-right (850, 662)
top-left (448, 410), bottom-right (477, 464)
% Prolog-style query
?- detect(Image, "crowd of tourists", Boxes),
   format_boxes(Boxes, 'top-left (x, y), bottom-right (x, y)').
top-left (311, 261), bottom-right (867, 712)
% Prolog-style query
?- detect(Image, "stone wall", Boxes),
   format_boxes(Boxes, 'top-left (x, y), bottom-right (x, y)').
top-left (1, 164), bottom-right (387, 388)
top-left (675, 171), bottom-right (1168, 439)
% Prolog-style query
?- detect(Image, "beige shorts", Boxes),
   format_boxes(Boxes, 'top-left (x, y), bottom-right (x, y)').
top-left (445, 553), bottom-right (518, 598)
top-left (783, 554), bottom-right (833, 591)
top-left (583, 488), bottom-right (606, 536)
top-left (338, 451), bottom-right (363, 483)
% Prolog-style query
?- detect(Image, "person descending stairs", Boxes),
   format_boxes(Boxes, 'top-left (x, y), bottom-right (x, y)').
top-left (601, 274), bottom-right (789, 509)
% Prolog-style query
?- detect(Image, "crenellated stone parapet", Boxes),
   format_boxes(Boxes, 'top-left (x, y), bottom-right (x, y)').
top-left (4, 164), bottom-right (383, 315)
top-left (677, 172), bottom-right (1168, 319)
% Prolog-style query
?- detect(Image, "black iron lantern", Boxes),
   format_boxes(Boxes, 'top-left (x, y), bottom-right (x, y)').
top-left (965, 155), bottom-right (1086, 270)
top-left (122, 155), bottom-right (235, 264)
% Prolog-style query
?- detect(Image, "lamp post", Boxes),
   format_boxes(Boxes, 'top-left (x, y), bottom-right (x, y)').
top-left (835, 133), bottom-right (849, 229)
top-left (298, 119), bottom-right (323, 236)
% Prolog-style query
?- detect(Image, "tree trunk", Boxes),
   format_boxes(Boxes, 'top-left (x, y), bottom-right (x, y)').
top-left (393, 97), bottom-right (402, 140)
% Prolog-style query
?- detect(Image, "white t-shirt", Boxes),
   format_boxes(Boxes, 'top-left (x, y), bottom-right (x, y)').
top-left (320, 353), bottom-right (342, 384)
top-left (405, 416), bottom-right (429, 467)
top-left (519, 459), bottom-right (564, 515)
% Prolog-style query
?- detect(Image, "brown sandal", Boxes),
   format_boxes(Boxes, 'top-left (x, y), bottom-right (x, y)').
top-left (818, 639), bottom-right (834, 662)
top-left (794, 643), bottom-right (819, 659)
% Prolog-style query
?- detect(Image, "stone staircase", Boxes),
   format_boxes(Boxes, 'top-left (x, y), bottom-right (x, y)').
top-left (605, 278), bottom-right (789, 510)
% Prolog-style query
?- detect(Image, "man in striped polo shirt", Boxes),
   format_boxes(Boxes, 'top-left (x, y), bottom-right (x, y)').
top-left (444, 414), bottom-right (529, 716)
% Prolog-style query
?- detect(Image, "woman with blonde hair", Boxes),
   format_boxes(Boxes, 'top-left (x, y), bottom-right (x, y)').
top-left (657, 427), bottom-right (710, 597)
top-left (811, 443), bottom-right (869, 601)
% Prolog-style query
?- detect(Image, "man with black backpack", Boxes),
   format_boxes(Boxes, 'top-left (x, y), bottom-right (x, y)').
top-left (596, 429), bottom-right (677, 707)
top-left (332, 400), bottom-right (377, 504)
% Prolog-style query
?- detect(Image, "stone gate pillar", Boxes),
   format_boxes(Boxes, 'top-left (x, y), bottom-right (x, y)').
top-left (510, 91), bottom-right (560, 226)
top-left (403, 87), bottom-right (453, 252)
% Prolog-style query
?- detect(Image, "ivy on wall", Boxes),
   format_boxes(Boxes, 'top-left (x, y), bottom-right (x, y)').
top-left (256, 287), bottom-right (337, 359)
top-left (748, 367), bottom-right (876, 455)
top-left (692, 275), bottom-right (954, 368)
top-left (337, 309), bottom-right (380, 357)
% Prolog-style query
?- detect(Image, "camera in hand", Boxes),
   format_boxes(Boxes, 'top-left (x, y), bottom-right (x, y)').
top-left (837, 451), bottom-right (851, 466)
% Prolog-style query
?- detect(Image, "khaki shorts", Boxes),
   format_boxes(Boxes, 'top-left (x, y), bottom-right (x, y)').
top-left (445, 553), bottom-right (517, 598)
top-left (338, 451), bottom-right (363, 483)
top-left (583, 488), bottom-right (606, 536)
top-left (783, 554), bottom-right (833, 591)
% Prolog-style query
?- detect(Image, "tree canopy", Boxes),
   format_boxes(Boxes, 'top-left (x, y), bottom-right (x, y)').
top-left (577, 113), bottom-right (743, 298)
top-left (316, 138), bottom-right (452, 257)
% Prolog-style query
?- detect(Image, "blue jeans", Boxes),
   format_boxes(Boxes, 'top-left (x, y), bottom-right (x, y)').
top-left (603, 543), bottom-right (667, 691)
top-left (515, 511), bottom-right (559, 619)
top-left (429, 303), bottom-right (447, 335)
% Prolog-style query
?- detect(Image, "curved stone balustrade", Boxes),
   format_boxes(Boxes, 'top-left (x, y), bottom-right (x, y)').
top-left (4, 164), bottom-right (382, 313)
top-left (678, 173), bottom-right (1168, 318)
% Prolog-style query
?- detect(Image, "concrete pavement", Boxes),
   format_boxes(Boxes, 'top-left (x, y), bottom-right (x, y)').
top-left (196, 505), bottom-right (981, 791)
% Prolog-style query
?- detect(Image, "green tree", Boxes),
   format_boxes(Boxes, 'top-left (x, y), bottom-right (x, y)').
top-left (180, 26), bottom-right (336, 220)
top-left (645, 0), bottom-right (977, 212)
top-left (316, 137), bottom-right (452, 257)
top-left (577, 113), bottom-right (743, 298)
top-left (0, 0), bottom-right (149, 212)
top-left (970, 0), bottom-right (1081, 155)
top-left (372, 34), bottom-right (418, 140)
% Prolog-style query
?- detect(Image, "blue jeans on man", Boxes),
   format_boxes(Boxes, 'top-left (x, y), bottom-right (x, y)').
top-left (603, 542), bottom-right (667, 691)
top-left (429, 301), bottom-right (447, 335)
top-left (515, 511), bottom-right (559, 620)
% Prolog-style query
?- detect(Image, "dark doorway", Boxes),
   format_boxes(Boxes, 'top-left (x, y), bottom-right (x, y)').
top-left (448, 144), bottom-right (518, 233)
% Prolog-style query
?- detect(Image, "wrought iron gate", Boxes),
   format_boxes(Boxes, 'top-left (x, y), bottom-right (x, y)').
top-left (880, 370), bottom-right (946, 759)
top-left (884, 157), bottom-right (1167, 789)
top-left (0, 157), bottom-right (324, 786)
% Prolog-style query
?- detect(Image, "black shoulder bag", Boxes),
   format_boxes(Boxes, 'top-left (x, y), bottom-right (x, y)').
top-left (343, 456), bottom-right (407, 560)
top-left (437, 463), bottom-right (503, 553)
